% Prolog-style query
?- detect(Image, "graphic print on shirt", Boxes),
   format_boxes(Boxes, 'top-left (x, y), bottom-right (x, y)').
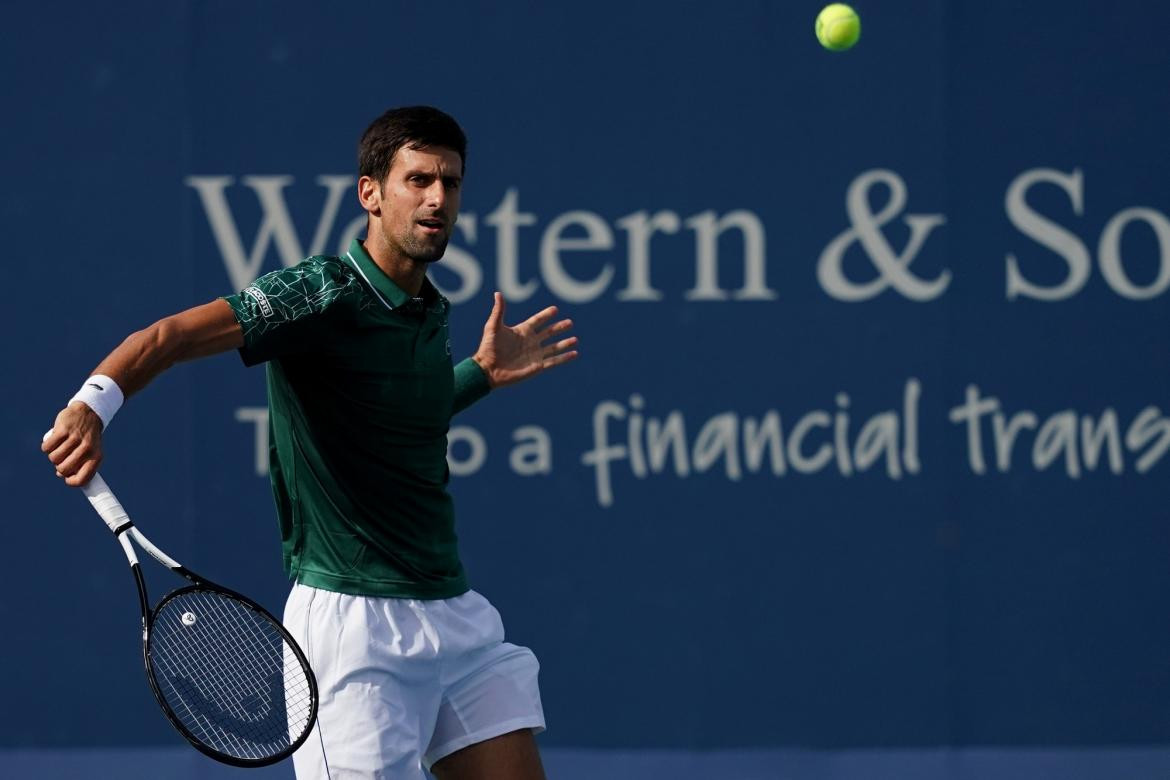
top-left (234, 258), bottom-right (373, 343)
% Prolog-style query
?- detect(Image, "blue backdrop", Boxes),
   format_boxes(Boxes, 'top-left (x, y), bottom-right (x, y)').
top-left (3, 1), bottom-right (1169, 777)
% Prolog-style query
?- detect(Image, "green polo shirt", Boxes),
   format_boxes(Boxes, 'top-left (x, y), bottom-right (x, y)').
top-left (223, 239), bottom-right (491, 599)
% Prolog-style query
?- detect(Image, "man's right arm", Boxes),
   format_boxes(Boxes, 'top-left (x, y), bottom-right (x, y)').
top-left (43, 299), bottom-right (243, 487)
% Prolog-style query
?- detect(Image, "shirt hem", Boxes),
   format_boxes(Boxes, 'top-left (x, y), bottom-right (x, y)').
top-left (292, 567), bottom-right (470, 600)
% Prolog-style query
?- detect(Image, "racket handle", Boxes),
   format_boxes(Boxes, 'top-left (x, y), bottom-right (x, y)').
top-left (81, 474), bottom-right (132, 534)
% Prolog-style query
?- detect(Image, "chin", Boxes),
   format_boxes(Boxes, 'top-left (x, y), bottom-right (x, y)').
top-left (409, 240), bottom-right (449, 263)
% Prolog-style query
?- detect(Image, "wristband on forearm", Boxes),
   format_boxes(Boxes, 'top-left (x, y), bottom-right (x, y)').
top-left (68, 375), bottom-right (124, 429)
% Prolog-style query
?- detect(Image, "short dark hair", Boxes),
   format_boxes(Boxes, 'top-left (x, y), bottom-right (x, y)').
top-left (358, 106), bottom-right (467, 184)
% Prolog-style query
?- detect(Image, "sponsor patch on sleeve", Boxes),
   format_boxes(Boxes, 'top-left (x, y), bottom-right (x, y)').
top-left (243, 285), bottom-right (274, 317)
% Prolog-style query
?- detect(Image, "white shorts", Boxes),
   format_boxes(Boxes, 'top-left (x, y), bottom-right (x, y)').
top-left (283, 583), bottom-right (546, 780)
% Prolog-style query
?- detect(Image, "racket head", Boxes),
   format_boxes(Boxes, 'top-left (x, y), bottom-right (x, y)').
top-left (144, 585), bottom-right (318, 767)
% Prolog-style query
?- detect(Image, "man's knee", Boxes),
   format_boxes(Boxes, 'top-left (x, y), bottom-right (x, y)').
top-left (430, 729), bottom-right (545, 780)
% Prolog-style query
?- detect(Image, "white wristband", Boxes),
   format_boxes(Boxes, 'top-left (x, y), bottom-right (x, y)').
top-left (69, 375), bottom-right (125, 430)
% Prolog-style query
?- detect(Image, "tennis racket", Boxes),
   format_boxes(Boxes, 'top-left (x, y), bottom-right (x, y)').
top-left (78, 471), bottom-right (318, 766)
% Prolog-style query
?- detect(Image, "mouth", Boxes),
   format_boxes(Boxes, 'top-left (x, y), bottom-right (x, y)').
top-left (416, 217), bottom-right (445, 235)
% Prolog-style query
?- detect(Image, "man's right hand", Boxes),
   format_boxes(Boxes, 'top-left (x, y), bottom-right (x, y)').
top-left (39, 298), bottom-right (245, 488)
top-left (43, 403), bottom-right (104, 487)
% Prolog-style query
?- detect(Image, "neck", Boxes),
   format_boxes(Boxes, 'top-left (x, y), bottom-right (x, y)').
top-left (362, 235), bottom-right (427, 297)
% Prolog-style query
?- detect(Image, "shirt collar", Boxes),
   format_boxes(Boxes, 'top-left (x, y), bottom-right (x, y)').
top-left (344, 239), bottom-right (440, 311)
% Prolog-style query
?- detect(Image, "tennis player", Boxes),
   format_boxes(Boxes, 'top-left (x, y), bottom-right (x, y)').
top-left (43, 106), bottom-right (575, 780)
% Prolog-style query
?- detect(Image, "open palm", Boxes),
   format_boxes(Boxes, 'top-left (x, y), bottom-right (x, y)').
top-left (472, 292), bottom-right (579, 388)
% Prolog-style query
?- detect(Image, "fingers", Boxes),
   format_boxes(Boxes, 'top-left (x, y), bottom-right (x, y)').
top-left (47, 432), bottom-right (103, 483)
top-left (45, 403), bottom-right (104, 485)
top-left (541, 349), bottom-right (579, 370)
top-left (41, 429), bottom-right (64, 453)
top-left (524, 305), bottom-right (562, 333)
top-left (44, 430), bottom-right (77, 466)
top-left (54, 441), bottom-right (101, 479)
top-left (487, 291), bottom-right (506, 328)
top-left (537, 317), bottom-right (574, 342)
top-left (544, 336), bottom-right (579, 357)
top-left (65, 460), bottom-right (100, 488)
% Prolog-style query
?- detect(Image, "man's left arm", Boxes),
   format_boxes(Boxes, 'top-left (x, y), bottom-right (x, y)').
top-left (453, 292), bottom-right (578, 414)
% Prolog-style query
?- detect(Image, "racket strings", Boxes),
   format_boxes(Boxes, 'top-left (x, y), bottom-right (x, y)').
top-left (148, 589), bottom-right (313, 761)
top-left (152, 593), bottom-right (313, 758)
top-left (152, 614), bottom-right (296, 758)
top-left (155, 595), bottom-right (311, 748)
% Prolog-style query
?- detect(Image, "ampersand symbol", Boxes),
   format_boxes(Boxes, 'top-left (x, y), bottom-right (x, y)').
top-left (817, 169), bottom-right (950, 301)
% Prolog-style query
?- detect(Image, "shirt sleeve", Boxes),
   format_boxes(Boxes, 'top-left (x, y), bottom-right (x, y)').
top-left (452, 357), bottom-right (491, 414)
top-left (222, 257), bottom-right (360, 366)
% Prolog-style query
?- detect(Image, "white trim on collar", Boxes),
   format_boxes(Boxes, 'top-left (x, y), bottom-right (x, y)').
top-left (344, 251), bottom-right (395, 312)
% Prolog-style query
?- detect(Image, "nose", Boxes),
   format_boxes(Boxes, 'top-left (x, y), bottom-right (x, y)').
top-left (425, 180), bottom-right (446, 211)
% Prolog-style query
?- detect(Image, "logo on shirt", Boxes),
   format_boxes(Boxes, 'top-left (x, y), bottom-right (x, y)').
top-left (243, 285), bottom-right (274, 317)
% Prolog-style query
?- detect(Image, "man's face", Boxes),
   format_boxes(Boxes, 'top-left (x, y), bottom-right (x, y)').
top-left (369, 145), bottom-right (462, 263)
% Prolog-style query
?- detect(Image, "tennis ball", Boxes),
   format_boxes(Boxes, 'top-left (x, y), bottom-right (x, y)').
top-left (816, 4), bottom-right (861, 51)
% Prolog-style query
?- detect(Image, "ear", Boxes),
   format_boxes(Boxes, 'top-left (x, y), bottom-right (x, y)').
top-left (357, 175), bottom-right (382, 215)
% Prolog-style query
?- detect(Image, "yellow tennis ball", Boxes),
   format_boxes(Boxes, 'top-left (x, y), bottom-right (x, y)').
top-left (816, 3), bottom-right (861, 51)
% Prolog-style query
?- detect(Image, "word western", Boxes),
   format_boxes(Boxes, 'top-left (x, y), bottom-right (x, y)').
top-left (188, 168), bottom-right (1170, 304)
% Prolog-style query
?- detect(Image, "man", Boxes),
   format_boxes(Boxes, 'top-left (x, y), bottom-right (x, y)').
top-left (43, 106), bottom-right (575, 779)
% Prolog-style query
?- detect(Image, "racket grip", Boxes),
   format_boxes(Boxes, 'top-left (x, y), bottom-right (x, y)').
top-left (81, 473), bottom-right (132, 534)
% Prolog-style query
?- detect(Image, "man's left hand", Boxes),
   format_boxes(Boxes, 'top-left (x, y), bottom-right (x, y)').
top-left (472, 292), bottom-right (578, 388)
